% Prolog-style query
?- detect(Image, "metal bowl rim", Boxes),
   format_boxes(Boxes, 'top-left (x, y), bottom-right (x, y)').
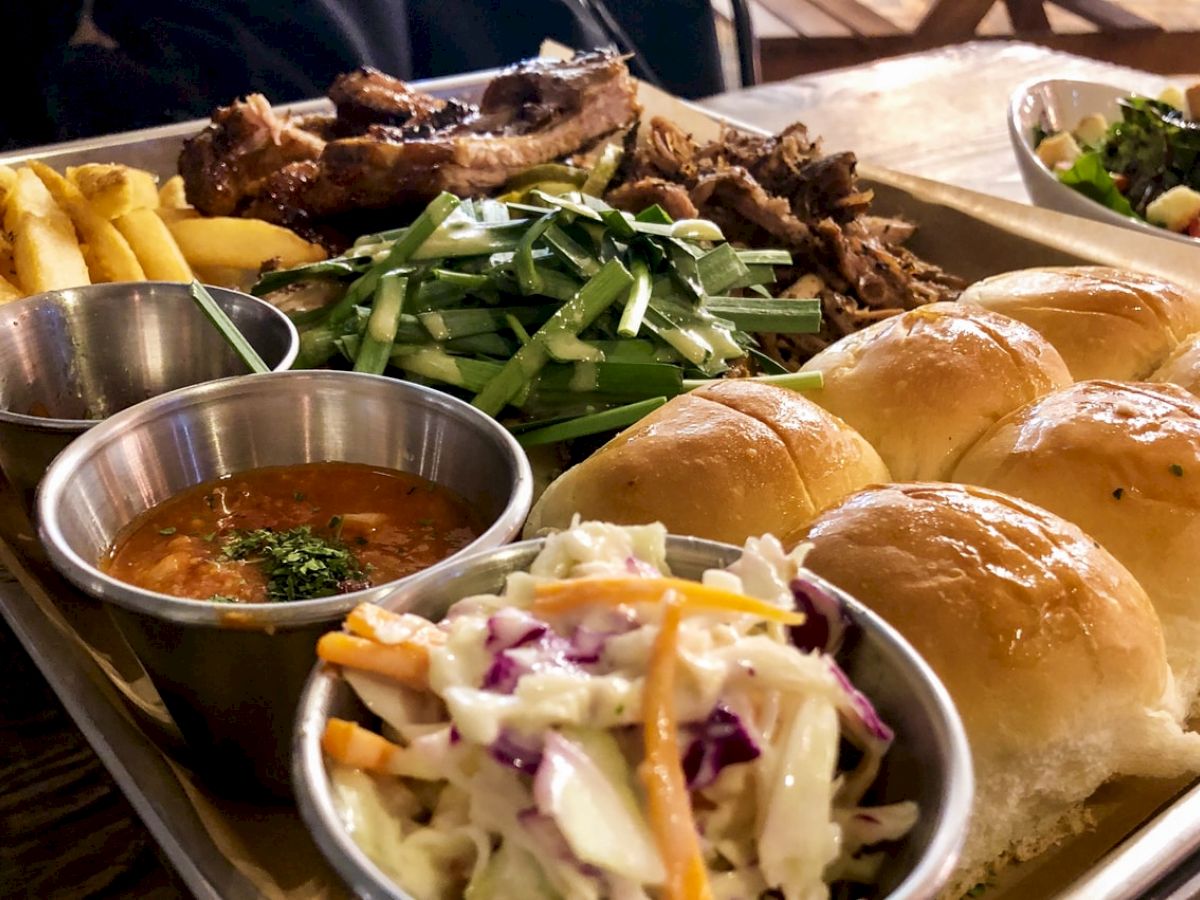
top-left (292, 535), bottom-right (974, 900)
top-left (35, 370), bottom-right (534, 628)
top-left (0, 281), bottom-right (301, 429)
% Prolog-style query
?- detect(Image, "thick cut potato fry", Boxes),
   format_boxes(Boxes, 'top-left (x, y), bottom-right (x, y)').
top-left (158, 175), bottom-right (189, 209)
top-left (0, 272), bottom-right (21, 303)
top-left (168, 217), bottom-right (326, 269)
top-left (4, 168), bottom-right (73, 234)
top-left (113, 208), bottom-right (193, 281)
top-left (13, 213), bottom-right (91, 293)
top-left (67, 163), bottom-right (159, 219)
top-left (0, 233), bottom-right (17, 285)
top-left (29, 162), bottom-right (145, 283)
top-left (0, 165), bottom-right (16, 208)
top-left (155, 206), bottom-right (200, 225)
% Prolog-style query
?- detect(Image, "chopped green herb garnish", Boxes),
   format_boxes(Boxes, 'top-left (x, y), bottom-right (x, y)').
top-left (221, 526), bottom-right (366, 603)
top-left (1171, 463), bottom-right (1184, 477)
top-left (158, 527), bottom-right (177, 536)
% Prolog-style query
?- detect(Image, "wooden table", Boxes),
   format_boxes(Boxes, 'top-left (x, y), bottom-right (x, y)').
top-left (701, 39), bottom-right (1172, 201)
top-left (0, 39), bottom-right (1188, 899)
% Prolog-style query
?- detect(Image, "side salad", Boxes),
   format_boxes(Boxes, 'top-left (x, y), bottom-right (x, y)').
top-left (1034, 84), bottom-right (1200, 237)
top-left (316, 522), bottom-right (917, 900)
top-left (252, 163), bottom-right (823, 448)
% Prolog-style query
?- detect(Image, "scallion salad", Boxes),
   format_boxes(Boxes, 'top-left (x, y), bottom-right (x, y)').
top-left (254, 176), bottom-right (822, 447)
top-left (317, 522), bottom-right (916, 899)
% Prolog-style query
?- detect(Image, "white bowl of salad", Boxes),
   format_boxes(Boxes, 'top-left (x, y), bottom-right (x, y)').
top-left (293, 521), bottom-right (973, 899)
top-left (1009, 78), bottom-right (1200, 245)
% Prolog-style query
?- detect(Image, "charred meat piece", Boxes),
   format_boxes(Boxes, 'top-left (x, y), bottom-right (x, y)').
top-left (182, 51), bottom-right (639, 224)
top-left (606, 177), bottom-right (699, 220)
top-left (179, 95), bottom-right (326, 216)
top-left (328, 67), bottom-right (475, 135)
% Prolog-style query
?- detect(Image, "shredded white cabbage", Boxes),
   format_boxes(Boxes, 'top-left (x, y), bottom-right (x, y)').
top-left (327, 522), bottom-right (916, 899)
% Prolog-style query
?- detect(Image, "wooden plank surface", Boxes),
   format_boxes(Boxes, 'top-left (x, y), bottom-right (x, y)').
top-left (702, 41), bottom-right (1171, 202)
top-left (1051, 0), bottom-right (1163, 30)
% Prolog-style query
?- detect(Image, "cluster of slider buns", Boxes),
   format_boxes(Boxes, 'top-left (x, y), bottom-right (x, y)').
top-left (528, 265), bottom-right (1200, 896)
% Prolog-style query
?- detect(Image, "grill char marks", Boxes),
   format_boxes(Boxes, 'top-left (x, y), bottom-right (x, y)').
top-left (180, 51), bottom-right (640, 229)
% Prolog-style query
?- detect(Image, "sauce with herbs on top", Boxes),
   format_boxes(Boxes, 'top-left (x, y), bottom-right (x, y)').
top-left (103, 462), bottom-right (479, 603)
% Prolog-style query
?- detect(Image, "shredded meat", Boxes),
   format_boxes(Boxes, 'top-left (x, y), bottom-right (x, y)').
top-left (609, 116), bottom-right (963, 365)
top-left (607, 177), bottom-right (698, 220)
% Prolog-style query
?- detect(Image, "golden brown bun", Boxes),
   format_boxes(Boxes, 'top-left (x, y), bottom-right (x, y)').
top-left (952, 380), bottom-right (1200, 696)
top-left (1150, 331), bottom-right (1200, 396)
top-left (960, 266), bottom-right (1200, 380)
top-left (799, 482), bottom-right (1200, 897)
top-left (524, 380), bottom-right (890, 545)
top-left (798, 303), bottom-right (1070, 481)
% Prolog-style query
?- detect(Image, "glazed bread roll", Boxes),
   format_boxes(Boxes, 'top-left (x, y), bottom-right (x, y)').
top-left (953, 380), bottom-right (1200, 701)
top-left (525, 380), bottom-right (889, 545)
top-left (960, 266), bottom-right (1200, 380)
top-left (800, 483), bottom-right (1200, 897)
top-left (798, 303), bottom-right (1071, 481)
top-left (1150, 331), bottom-right (1200, 396)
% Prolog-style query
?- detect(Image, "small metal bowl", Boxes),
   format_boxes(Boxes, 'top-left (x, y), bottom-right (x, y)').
top-left (294, 536), bottom-right (973, 899)
top-left (36, 370), bottom-right (533, 795)
top-left (0, 281), bottom-right (299, 510)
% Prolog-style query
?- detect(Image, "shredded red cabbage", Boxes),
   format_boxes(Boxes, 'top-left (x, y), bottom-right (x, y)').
top-left (490, 729), bottom-right (543, 774)
top-left (788, 578), bottom-right (852, 653)
top-left (828, 659), bottom-right (894, 746)
top-left (682, 704), bottom-right (761, 788)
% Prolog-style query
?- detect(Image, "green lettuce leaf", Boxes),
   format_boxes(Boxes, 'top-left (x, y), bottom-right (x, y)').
top-left (1057, 151), bottom-right (1138, 219)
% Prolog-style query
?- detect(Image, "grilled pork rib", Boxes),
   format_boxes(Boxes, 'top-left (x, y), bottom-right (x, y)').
top-left (180, 51), bottom-right (639, 228)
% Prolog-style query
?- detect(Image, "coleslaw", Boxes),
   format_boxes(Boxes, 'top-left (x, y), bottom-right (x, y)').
top-left (317, 522), bottom-right (916, 899)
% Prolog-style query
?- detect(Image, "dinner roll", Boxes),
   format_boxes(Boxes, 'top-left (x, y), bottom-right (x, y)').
top-left (960, 266), bottom-right (1200, 380)
top-left (524, 380), bottom-right (889, 545)
top-left (800, 483), bottom-right (1200, 897)
top-left (1150, 331), bottom-right (1200, 396)
top-left (798, 303), bottom-right (1071, 481)
top-left (953, 380), bottom-right (1200, 700)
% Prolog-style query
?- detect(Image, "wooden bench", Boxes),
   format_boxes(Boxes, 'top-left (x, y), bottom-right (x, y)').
top-left (751, 0), bottom-right (1199, 80)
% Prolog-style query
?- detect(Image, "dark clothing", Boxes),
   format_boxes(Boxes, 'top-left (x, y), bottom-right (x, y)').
top-left (4, 0), bottom-right (724, 152)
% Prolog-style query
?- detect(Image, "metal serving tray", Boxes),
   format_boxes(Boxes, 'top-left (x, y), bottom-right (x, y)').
top-left (2, 62), bottom-right (1200, 900)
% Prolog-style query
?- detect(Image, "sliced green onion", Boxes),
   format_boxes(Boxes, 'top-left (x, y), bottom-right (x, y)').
top-left (528, 190), bottom-right (602, 221)
top-left (353, 273), bottom-right (408, 374)
top-left (683, 371), bottom-right (824, 392)
top-left (543, 224), bottom-right (601, 278)
top-left (515, 211), bottom-right (559, 295)
top-left (670, 219), bottom-right (724, 241)
top-left (505, 164), bottom-right (589, 192)
top-left (617, 257), bottom-right (653, 338)
top-left (472, 258), bottom-right (633, 416)
top-left (581, 144), bottom-right (624, 196)
top-left (697, 243), bottom-right (751, 296)
top-left (600, 208), bottom-right (636, 240)
top-left (516, 397), bottom-right (667, 447)
top-left (634, 205), bottom-right (674, 225)
top-left (702, 297), bottom-right (822, 333)
top-left (190, 281), bottom-right (270, 374)
top-left (735, 249), bottom-right (793, 266)
top-left (251, 258), bottom-right (367, 297)
top-left (393, 347), bottom-right (502, 392)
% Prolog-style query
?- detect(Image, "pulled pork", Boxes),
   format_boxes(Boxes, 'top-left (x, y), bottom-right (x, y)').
top-left (606, 117), bottom-right (964, 367)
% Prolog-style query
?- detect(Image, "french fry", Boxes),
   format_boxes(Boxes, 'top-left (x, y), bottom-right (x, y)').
top-left (155, 206), bottom-right (200, 225)
top-left (0, 165), bottom-right (16, 209)
top-left (0, 273), bottom-right (21, 303)
top-left (28, 161), bottom-right (145, 283)
top-left (67, 163), bottom-right (159, 219)
top-left (158, 175), bottom-right (189, 209)
top-left (5, 167), bottom-right (74, 234)
top-left (0, 232), bottom-right (18, 286)
top-left (13, 213), bottom-right (91, 293)
top-left (6, 168), bottom-right (90, 293)
top-left (113, 208), bottom-right (192, 281)
top-left (168, 216), bottom-right (326, 269)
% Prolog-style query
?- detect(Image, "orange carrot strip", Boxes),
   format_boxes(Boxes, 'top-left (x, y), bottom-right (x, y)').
top-left (640, 594), bottom-right (713, 900)
top-left (316, 631), bottom-right (430, 686)
top-left (322, 717), bottom-right (405, 773)
top-left (346, 602), bottom-right (445, 647)
top-left (534, 576), bottom-right (805, 626)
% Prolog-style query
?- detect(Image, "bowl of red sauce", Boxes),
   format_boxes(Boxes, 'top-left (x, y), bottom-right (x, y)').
top-left (36, 370), bottom-right (532, 794)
